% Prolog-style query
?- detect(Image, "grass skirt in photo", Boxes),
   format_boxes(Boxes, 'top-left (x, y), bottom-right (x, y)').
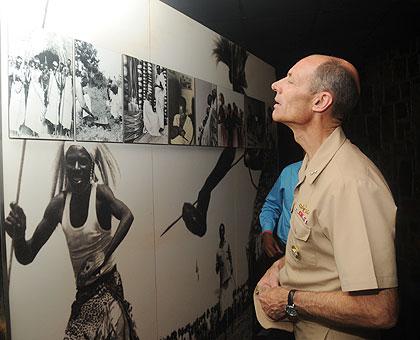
top-left (64, 266), bottom-right (139, 340)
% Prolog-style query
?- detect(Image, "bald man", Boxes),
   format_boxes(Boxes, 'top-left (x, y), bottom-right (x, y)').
top-left (255, 55), bottom-right (398, 339)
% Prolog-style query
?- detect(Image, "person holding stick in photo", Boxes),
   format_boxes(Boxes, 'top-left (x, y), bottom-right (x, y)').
top-left (4, 143), bottom-right (139, 340)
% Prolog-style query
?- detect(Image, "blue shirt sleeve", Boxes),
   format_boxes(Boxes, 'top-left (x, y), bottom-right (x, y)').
top-left (259, 161), bottom-right (302, 243)
top-left (259, 173), bottom-right (284, 233)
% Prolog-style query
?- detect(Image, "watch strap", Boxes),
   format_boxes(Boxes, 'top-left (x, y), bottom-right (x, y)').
top-left (288, 289), bottom-right (296, 306)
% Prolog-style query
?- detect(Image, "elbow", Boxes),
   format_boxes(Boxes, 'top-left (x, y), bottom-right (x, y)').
top-left (381, 303), bottom-right (399, 329)
top-left (375, 310), bottom-right (398, 329)
top-left (371, 297), bottom-right (399, 329)
top-left (127, 211), bottom-right (134, 226)
top-left (15, 254), bottom-right (33, 266)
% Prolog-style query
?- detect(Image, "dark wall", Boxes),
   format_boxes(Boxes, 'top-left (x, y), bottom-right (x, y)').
top-left (343, 35), bottom-right (420, 339)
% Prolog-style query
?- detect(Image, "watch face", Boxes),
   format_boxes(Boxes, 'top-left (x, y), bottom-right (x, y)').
top-left (286, 305), bottom-right (298, 318)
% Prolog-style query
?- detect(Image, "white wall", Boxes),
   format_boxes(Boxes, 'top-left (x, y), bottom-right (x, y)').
top-left (0, 0), bottom-right (276, 338)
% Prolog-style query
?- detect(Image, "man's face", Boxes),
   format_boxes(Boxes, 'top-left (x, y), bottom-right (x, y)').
top-left (271, 57), bottom-right (318, 127)
top-left (65, 146), bottom-right (93, 194)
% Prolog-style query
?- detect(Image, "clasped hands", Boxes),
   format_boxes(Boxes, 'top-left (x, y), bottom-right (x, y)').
top-left (256, 260), bottom-right (289, 321)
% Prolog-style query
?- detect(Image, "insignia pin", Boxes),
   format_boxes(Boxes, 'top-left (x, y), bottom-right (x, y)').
top-left (291, 245), bottom-right (300, 259)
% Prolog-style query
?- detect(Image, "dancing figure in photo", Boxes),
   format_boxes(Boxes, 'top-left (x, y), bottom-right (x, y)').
top-left (5, 143), bottom-right (139, 340)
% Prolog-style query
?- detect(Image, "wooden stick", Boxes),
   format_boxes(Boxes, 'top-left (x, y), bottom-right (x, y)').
top-left (8, 140), bottom-right (27, 285)
top-left (160, 200), bottom-right (198, 237)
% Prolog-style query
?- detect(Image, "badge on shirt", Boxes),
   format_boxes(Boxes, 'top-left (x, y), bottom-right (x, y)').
top-left (297, 203), bottom-right (310, 225)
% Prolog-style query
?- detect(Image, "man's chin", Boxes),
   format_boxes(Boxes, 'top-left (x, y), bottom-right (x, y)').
top-left (272, 111), bottom-right (287, 123)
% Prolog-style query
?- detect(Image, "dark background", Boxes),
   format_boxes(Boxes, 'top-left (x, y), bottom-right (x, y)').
top-left (162, 1), bottom-right (420, 338)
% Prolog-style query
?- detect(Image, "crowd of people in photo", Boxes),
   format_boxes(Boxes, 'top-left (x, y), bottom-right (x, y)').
top-left (217, 92), bottom-right (244, 147)
top-left (74, 61), bottom-right (122, 135)
top-left (161, 283), bottom-right (250, 340)
top-left (8, 54), bottom-right (73, 138)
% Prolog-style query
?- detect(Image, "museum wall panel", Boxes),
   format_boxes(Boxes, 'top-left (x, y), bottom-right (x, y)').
top-left (0, 0), bottom-right (276, 338)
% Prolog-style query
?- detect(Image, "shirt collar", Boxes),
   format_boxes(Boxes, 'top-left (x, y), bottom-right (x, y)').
top-left (298, 127), bottom-right (347, 186)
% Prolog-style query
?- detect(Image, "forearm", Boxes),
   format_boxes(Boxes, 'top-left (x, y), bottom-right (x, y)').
top-left (294, 288), bottom-right (398, 329)
top-left (104, 212), bottom-right (134, 260)
top-left (13, 237), bottom-right (36, 265)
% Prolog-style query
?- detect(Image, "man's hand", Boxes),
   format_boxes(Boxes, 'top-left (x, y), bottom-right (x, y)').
top-left (262, 232), bottom-right (282, 258)
top-left (4, 202), bottom-right (27, 241)
top-left (257, 286), bottom-right (289, 321)
top-left (257, 258), bottom-right (283, 289)
top-left (77, 251), bottom-right (106, 287)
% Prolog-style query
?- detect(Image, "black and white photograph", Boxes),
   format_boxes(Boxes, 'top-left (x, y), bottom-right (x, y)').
top-left (123, 55), bottom-right (168, 144)
top-left (74, 40), bottom-right (123, 142)
top-left (3, 141), bottom-right (157, 339)
top-left (244, 96), bottom-right (265, 149)
top-left (4, 143), bottom-right (139, 338)
top-left (153, 147), bottom-right (240, 339)
top-left (217, 87), bottom-right (244, 148)
top-left (8, 29), bottom-right (74, 140)
top-left (195, 79), bottom-right (218, 147)
top-left (168, 70), bottom-right (195, 145)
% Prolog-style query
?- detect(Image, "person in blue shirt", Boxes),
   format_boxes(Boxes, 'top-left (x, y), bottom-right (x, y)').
top-left (259, 161), bottom-right (302, 258)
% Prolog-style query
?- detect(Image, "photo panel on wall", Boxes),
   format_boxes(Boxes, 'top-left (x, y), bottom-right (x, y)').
top-left (8, 29), bottom-right (74, 140)
top-left (194, 79), bottom-right (218, 147)
top-left (168, 70), bottom-right (196, 145)
top-left (216, 86), bottom-right (245, 148)
top-left (244, 96), bottom-right (266, 149)
top-left (123, 55), bottom-right (168, 144)
top-left (74, 39), bottom-right (123, 142)
top-left (3, 140), bottom-right (158, 339)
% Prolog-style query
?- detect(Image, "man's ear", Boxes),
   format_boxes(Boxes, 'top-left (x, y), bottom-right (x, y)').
top-left (312, 91), bottom-right (333, 113)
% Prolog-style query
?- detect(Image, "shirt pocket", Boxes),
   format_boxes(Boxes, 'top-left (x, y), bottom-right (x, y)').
top-left (288, 209), bottom-right (317, 266)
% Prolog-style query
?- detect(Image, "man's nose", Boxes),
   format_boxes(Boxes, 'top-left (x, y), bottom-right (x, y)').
top-left (74, 161), bottom-right (80, 170)
top-left (271, 79), bottom-right (281, 92)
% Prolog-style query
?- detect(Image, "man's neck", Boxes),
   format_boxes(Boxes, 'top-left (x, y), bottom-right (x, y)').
top-left (291, 121), bottom-right (339, 160)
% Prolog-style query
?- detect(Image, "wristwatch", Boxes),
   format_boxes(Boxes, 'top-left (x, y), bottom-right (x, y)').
top-left (285, 289), bottom-right (298, 319)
